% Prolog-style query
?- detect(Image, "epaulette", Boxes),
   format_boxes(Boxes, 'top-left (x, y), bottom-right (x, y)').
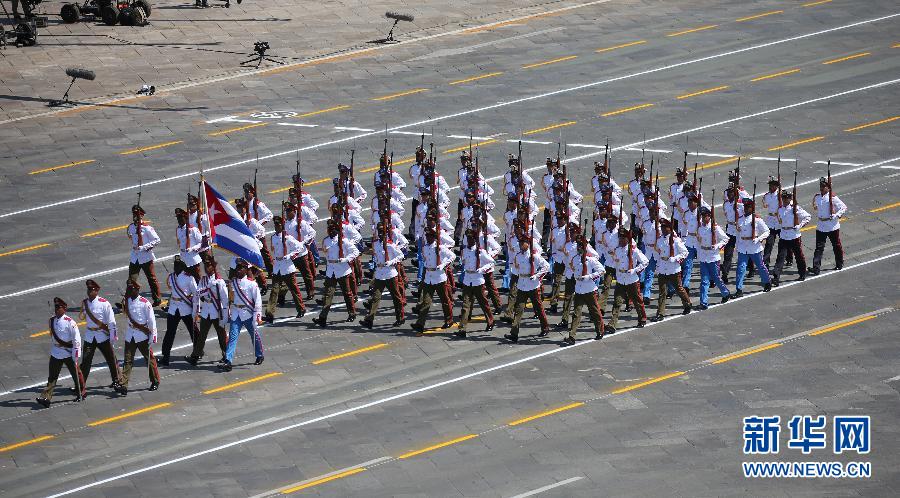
top-left (98, 297), bottom-right (108, 302)
top-left (63, 315), bottom-right (73, 321)
top-left (139, 296), bottom-right (149, 303)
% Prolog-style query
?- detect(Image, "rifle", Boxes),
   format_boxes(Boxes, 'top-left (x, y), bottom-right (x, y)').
top-left (383, 138), bottom-right (389, 168)
top-left (648, 155), bottom-right (654, 187)
top-left (827, 159), bottom-right (833, 215)
top-left (603, 138), bottom-right (609, 175)
top-left (710, 188), bottom-right (718, 246)
top-left (751, 181), bottom-right (757, 240)
top-left (792, 168), bottom-right (799, 227)
top-left (777, 152), bottom-right (783, 209)
top-left (654, 181), bottom-right (660, 252)
top-left (696, 177), bottom-right (703, 233)
top-left (692, 161), bottom-right (698, 193)
top-left (347, 150), bottom-right (354, 223)
top-left (732, 160), bottom-right (739, 230)
top-left (627, 225), bottom-right (634, 270)
top-left (253, 168), bottom-right (259, 216)
top-left (350, 149), bottom-right (356, 201)
top-left (135, 180), bottom-right (144, 245)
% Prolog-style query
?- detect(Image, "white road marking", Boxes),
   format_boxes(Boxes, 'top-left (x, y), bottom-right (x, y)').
top-left (879, 165), bottom-right (900, 170)
top-left (886, 374), bottom-right (900, 383)
top-left (407, 27), bottom-right (566, 62)
top-left (205, 117), bottom-right (262, 124)
top-left (508, 476), bottom-right (585, 498)
top-left (448, 134), bottom-right (495, 140)
top-left (276, 122), bottom-right (318, 128)
top-left (567, 143), bottom-right (606, 149)
top-left (391, 131), bottom-right (431, 136)
top-left (511, 139), bottom-right (554, 145)
top-left (815, 160), bottom-right (862, 166)
top-left (624, 147), bottom-right (672, 153)
top-left (334, 126), bottom-right (376, 131)
top-left (40, 251), bottom-right (900, 498)
top-left (4, 13), bottom-right (899, 220)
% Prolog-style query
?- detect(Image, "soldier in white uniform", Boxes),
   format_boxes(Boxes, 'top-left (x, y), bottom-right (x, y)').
top-left (283, 202), bottom-right (317, 300)
top-left (565, 234), bottom-right (605, 345)
top-left (734, 199), bottom-right (772, 296)
top-left (695, 207), bottom-right (731, 310)
top-left (504, 238), bottom-right (551, 343)
top-left (127, 204), bottom-right (162, 306)
top-left (456, 229), bottom-right (496, 338)
top-left (175, 208), bottom-right (204, 275)
top-left (222, 259), bottom-right (264, 371)
top-left (37, 297), bottom-right (85, 407)
top-left (266, 216), bottom-right (306, 322)
top-left (762, 177), bottom-right (792, 269)
top-left (809, 177), bottom-right (848, 275)
top-left (160, 257), bottom-right (198, 366)
top-left (411, 228), bottom-right (456, 333)
top-left (652, 219), bottom-right (692, 321)
top-left (186, 259), bottom-right (229, 366)
top-left (360, 223), bottom-right (406, 329)
top-left (312, 220), bottom-right (360, 326)
top-left (79, 279), bottom-right (121, 391)
top-left (117, 280), bottom-right (160, 395)
top-left (772, 190), bottom-right (811, 286)
top-left (608, 229), bottom-right (650, 333)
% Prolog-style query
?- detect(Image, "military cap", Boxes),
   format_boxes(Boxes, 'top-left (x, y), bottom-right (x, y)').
top-left (131, 204), bottom-right (146, 215)
top-left (85, 279), bottom-right (100, 291)
top-left (53, 297), bottom-right (67, 308)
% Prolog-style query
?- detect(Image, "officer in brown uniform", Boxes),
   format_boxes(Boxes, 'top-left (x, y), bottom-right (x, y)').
top-left (37, 298), bottom-right (85, 407)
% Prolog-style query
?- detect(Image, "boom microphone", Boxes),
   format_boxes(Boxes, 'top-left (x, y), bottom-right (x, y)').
top-left (65, 68), bottom-right (96, 81)
top-left (386, 12), bottom-right (414, 22)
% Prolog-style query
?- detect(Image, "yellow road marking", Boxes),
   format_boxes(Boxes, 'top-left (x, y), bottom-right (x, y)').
top-left (612, 371), bottom-right (685, 394)
top-left (736, 10), bottom-right (783, 22)
top-left (676, 85), bottom-right (730, 100)
top-left (696, 155), bottom-right (744, 170)
top-left (87, 402), bottom-right (172, 426)
top-left (208, 123), bottom-right (267, 136)
top-left (398, 434), bottom-right (478, 459)
top-left (360, 156), bottom-right (417, 173)
top-left (596, 40), bottom-right (647, 53)
top-left (712, 343), bottom-right (782, 364)
top-left (870, 201), bottom-right (900, 213)
top-left (268, 176), bottom-right (331, 194)
top-left (845, 116), bottom-right (900, 132)
top-left (803, 0), bottom-right (832, 7)
top-left (523, 121), bottom-right (577, 135)
top-left (261, 48), bottom-right (378, 76)
top-left (823, 52), bottom-right (871, 65)
top-left (893, 43), bottom-right (900, 48)
top-left (32, 320), bottom-right (86, 338)
top-left (296, 105), bottom-right (351, 118)
top-left (81, 224), bottom-right (131, 238)
top-left (449, 72), bottom-right (504, 85)
top-left (809, 315), bottom-right (876, 336)
top-left (203, 372), bottom-right (283, 394)
top-left (750, 68), bottom-right (801, 82)
top-left (462, 11), bottom-right (558, 34)
top-left (372, 88), bottom-right (428, 101)
top-left (119, 140), bottom-right (183, 156)
top-left (443, 139), bottom-right (498, 154)
top-left (281, 467), bottom-right (367, 494)
top-left (312, 343), bottom-right (388, 365)
top-left (508, 402), bottom-right (584, 426)
top-left (0, 435), bottom-right (55, 453)
top-left (0, 243), bottom-right (52, 258)
top-left (768, 136), bottom-right (824, 151)
top-left (522, 55), bottom-right (578, 69)
top-left (667, 25), bottom-right (718, 37)
top-left (601, 103), bottom-right (655, 117)
top-left (29, 159), bottom-right (95, 175)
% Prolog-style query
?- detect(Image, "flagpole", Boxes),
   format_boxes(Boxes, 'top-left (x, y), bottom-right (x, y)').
top-left (199, 172), bottom-right (215, 260)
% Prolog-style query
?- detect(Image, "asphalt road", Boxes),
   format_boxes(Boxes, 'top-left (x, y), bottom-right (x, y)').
top-left (0, 0), bottom-right (898, 496)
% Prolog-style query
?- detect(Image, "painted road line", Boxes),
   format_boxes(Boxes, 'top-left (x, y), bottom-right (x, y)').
top-left (397, 434), bottom-right (478, 459)
top-left (711, 343), bottom-right (782, 364)
top-left (803, 0), bottom-right (832, 7)
top-left (276, 123), bottom-right (318, 128)
top-left (0, 435), bottom-right (55, 453)
top-left (870, 201), bottom-right (900, 213)
top-left (280, 467), bottom-right (367, 494)
top-left (667, 24), bottom-right (718, 37)
top-left (208, 123), bottom-right (267, 136)
top-left (119, 140), bottom-right (183, 156)
top-left (40, 252), bottom-right (900, 498)
top-left (391, 131), bottom-right (431, 136)
top-left (508, 402), bottom-right (584, 426)
top-left (601, 103), bottom-right (654, 117)
top-left (676, 85), bottom-right (729, 100)
top-left (596, 40), bottom-right (646, 53)
top-left (311, 343), bottom-right (389, 365)
top-left (462, 10), bottom-right (559, 33)
top-left (809, 315), bottom-right (877, 336)
top-left (0, 243), bottom-right (52, 258)
top-left (6, 14), bottom-right (900, 221)
top-left (523, 121), bottom-right (577, 135)
top-left (568, 143), bottom-right (605, 149)
top-left (81, 224), bottom-right (131, 238)
top-left (296, 105), bottom-right (350, 118)
top-left (334, 126), bottom-right (375, 132)
top-left (845, 116), bottom-right (900, 132)
top-left (29, 160), bottom-right (95, 175)
top-left (522, 55), bottom-right (578, 69)
top-left (444, 139), bottom-right (498, 154)
top-left (449, 72), bottom-right (504, 85)
top-left (612, 371), bottom-right (686, 394)
top-left (510, 477), bottom-right (585, 498)
top-left (823, 52), bottom-right (871, 65)
top-left (203, 372), bottom-right (284, 395)
top-left (268, 177), bottom-right (331, 194)
top-left (32, 320), bottom-right (86, 338)
top-left (894, 43), bottom-right (900, 48)
top-left (750, 68), bottom-right (801, 82)
top-left (736, 10), bottom-right (783, 22)
top-left (87, 402), bottom-right (172, 427)
top-left (372, 89), bottom-right (427, 101)
top-left (768, 136), bottom-right (825, 151)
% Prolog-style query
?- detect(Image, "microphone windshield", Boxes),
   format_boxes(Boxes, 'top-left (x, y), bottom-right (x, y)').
top-left (65, 68), bottom-right (96, 81)
top-left (385, 11), bottom-right (414, 22)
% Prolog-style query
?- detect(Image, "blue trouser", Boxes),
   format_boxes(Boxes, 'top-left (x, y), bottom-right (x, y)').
top-left (502, 245), bottom-right (511, 289)
top-left (416, 238), bottom-right (425, 281)
top-left (682, 247), bottom-right (697, 289)
top-left (309, 240), bottom-right (321, 264)
top-left (225, 317), bottom-right (264, 362)
top-left (736, 251), bottom-right (770, 290)
top-left (641, 257), bottom-right (656, 299)
top-left (699, 261), bottom-right (730, 306)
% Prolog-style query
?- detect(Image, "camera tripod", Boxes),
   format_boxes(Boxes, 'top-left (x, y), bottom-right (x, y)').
top-left (241, 41), bottom-right (284, 68)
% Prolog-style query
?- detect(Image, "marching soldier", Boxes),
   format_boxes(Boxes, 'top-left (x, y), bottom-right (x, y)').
top-left (762, 176), bottom-right (792, 269)
top-left (312, 220), bottom-right (360, 326)
top-left (695, 207), bottom-right (731, 310)
top-left (558, 223), bottom-right (597, 329)
top-left (283, 202), bottom-right (317, 301)
top-left (117, 280), bottom-right (160, 395)
top-left (235, 198), bottom-right (269, 292)
top-left (504, 237), bottom-right (551, 343)
top-left (734, 199), bottom-right (772, 296)
top-left (222, 259), bottom-right (264, 371)
top-left (548, 211), bottom-right (569, 314)
top-left (360, 222), bottom-right (406, 328)
top-left (186, 259), bottom-right (229, 366)
top-left (79, 279), bottom-right (122, 391)
top-left (809, 177), bottom-right (847, 275)
top-left (161, 257), bottom-right (198, 366)
top-left (127, 204), bottom-right (162, 306)
top-left (411, 228), bottom-right (456, 333)
top-left (456, 228), bottom-right (496, 338)
top-left (266, 215), bottom-right (306, 322)
top-left (772, 190), bottom-right (811, 286)
top-left (652, 219), bottom-right (692, 321)
top-left (37, 298), bottom-right (85, 407)
top-left (607, 229), bottom-right (649, 333)
top-left (176, 208), bottom-right (204, 275)
top-left (565, 234), bottom-right (605, 345)
top-left (242, 183), bottom-right (274, 276)
top-left (186, 194), bottom-right (212, 263)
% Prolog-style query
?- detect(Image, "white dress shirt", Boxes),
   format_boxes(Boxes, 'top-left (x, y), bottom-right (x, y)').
top-left (513, 250), bottom-right (550, 291)
top-left (777, 204), bottom-right (812, 240)
top-left (271, 232), bottom-right (302, 275)
top-left (372, 240), bottom-right (404, 280)
top-left (167, 272), bottom-right (199, 317)
top-left (461, 246), bottom-right (495, 286)
top-left (128, 222), bottom-right (160, 264)
top-left (813, 192), bottom-right (847, 232)
top-left (737, 216), bottom-right (770, 254)
top-left (762, 191), bottom-right (782, 229)
top-left (421, 242), bottom-right (456, 284)
top-left (228, 276), bottom-right (262, 322)
top-left (613, 244), bottom-right (649, 285)
top-left (82, 296), bottom-right (117, 343)
top-left (124, 296), bottom-right (158, 343)
top-left (570, 255), bottom-right (604, 294)
top-left (284, 217), bottom-right (316, 257)
top-left (696, 223), bottom-right (729, 263)
top-left (49, 314), bottom-right (81, 360)
top-left (248, 199), bottom-right (273, 225)
top-left (655, 233), bottom-right (689, 275)
top-left (177, 224), bottom-right (204, 267)
top-left (323, 235), bottom-right (360, 278)
top-left (198, 275), bottom-right (228, 321)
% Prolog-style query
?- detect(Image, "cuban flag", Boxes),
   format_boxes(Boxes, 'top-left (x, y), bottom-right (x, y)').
top-left (202, 180), bottom-right (265, 268)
